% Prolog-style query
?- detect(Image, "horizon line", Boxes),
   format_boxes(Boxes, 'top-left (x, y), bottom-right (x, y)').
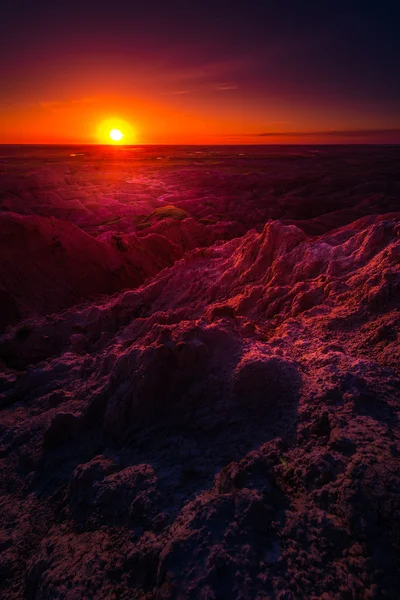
top-left (1, 142), bottom-right (400, 147)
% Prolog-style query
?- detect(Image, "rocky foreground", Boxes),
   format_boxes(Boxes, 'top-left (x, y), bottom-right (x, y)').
top-left (0, 145), bottom-right (399, 599)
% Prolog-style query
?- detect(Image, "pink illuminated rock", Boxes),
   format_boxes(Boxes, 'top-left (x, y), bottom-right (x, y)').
top-left (0, 146), bottom-right (399, 599)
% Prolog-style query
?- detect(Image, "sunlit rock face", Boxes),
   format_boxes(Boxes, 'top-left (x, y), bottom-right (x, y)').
top-left (0, 145), bottom-right (399, 599)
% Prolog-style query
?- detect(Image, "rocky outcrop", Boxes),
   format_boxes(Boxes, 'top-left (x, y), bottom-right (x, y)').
top-left (0, 146), bottom-right (399, 599)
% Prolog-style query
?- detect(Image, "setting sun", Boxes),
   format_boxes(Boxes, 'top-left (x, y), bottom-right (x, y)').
top-left (97, 119), bottom-right (136, 144)
top-left (109, 128), bottom-right (124, 142)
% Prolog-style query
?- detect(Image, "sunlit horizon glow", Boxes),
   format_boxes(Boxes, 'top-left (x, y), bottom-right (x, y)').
top-left (96, 118), bottom-right (136, 144)
top-left (1, 3), bottom-right (399, 145)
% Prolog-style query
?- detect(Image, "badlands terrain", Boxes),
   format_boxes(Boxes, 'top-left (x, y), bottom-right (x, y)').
top-left (0, 144), bottom-right (399, 599)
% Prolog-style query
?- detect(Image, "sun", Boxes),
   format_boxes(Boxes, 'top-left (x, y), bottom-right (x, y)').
top-left (97, 119), bottom-right (136, 144)
top-left (109, 128), bottom-right (124, 142)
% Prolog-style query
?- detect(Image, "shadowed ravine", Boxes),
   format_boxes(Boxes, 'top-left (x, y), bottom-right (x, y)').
top-left (0, 145), bottom-right (399, 599)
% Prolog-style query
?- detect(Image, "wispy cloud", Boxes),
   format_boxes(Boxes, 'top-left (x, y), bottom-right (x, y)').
top-left (39, 101), bottom-right (64, 109)
top-left (161, 77), bottom-right (239, 97)
top-left (256, 128), bottom-right (400, 137)
top-left (162, 90), bottom-right (191, 96)
top-left (157, 59), bottom-right (245, 84)
top-left (39, 98), bottom-right (97, 110)
top-left (215, 83), bottom-right (238, 91)
top-left (71, 98), bottom-right (97, 104)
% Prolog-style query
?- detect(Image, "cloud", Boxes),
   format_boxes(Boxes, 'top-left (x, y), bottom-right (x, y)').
top-left (162, 90), bottom-right (191, 96)
top-left (159, 59), bottom-right (245, 84)
top-left (215, 83), bottom-right (238, 91)
top-left (71, 98), bottom-right (97, 104)
top-left (256, 128), bottom-right (400, 138)
top-left (39, 101), bottom-right (64, 109)
top-left (161, 78), bottom-right (239, 97)
top-left (39, 98), bottom-right (97, 110)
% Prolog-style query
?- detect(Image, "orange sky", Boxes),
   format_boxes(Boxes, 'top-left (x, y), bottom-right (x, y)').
top-left (0, 94), bottom-right (256, 145)
top-left (0, 86), bottom-right (313, 145)
top-left (2, 91), bottom-right (400, 145)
